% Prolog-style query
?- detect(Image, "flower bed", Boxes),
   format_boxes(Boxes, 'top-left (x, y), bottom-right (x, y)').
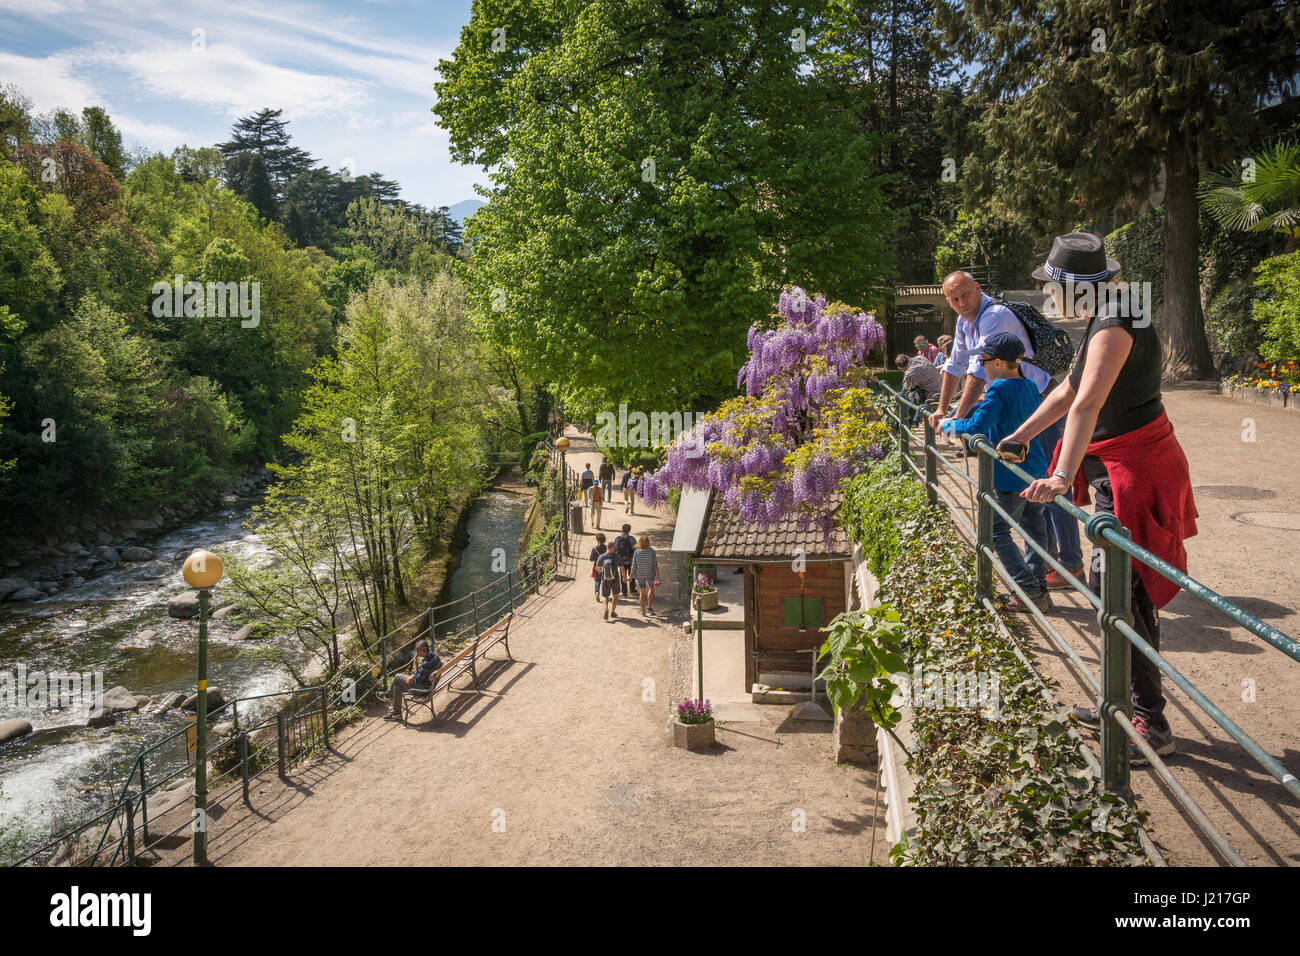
top-left (1221, 363), bottom-right (1298, 408)
top-left (836, 450), bottom-right (1150, 865)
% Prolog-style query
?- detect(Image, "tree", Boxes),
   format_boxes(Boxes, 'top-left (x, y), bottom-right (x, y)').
top-left (223, 151), bottom-right (277, 219)
top-left (936, 0), bottom-right (1300, 379)
top-left (435, 0), bottom-right (900, 418)
top-left (639, 287), bottom-right (889, 537)
top-left (218, 108), bottom-right (315, 200)
top-left (78, 107), bottom-right (128, 180)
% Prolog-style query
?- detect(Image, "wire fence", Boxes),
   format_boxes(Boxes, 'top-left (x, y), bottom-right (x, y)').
top-left (877, 380), bottom-right (1300, 866)
top-left (8, 460), bottom-right (578, 868)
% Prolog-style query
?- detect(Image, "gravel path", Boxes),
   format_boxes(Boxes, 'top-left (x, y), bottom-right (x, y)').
top-left (159, 430), bottom-right (886, 867)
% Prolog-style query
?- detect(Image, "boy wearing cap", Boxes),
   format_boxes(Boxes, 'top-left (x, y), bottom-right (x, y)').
top-left (941, 331), bottom-right (1052, 612)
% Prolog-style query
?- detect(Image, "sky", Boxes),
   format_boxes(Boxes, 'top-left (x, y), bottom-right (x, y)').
top-left (0, 0), bottom-right (488, 209)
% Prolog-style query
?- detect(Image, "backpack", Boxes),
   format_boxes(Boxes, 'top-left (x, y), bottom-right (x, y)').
top-left (601, 557), bottom-right (618, 582)
top-left (592, 484), bottom-right (602, 504)
top-left (992, 299), bottom-right (1075, 378)
top-left (615, 535), bottom-right (635, 563)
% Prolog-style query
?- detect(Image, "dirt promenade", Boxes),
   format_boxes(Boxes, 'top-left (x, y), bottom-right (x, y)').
top-left (158, 430), bottom-right (885, 867)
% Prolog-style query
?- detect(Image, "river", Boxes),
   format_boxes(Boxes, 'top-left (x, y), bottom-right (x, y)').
top-left (0, 485), bottom-right (530, 862)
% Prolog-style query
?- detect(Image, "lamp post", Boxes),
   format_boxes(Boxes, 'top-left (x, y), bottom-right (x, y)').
top-left (182, 549), bottom-right (223, 865)
top-left (555, 436), bottom-right (570, 513)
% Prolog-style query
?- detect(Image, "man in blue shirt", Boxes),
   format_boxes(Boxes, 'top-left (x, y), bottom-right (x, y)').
top-left (383, 639), bottom-right (442, 719)
top-left (929, 271), bottom-right (1084, 587)
top-left (941, 332), bottom-right (1053, 612)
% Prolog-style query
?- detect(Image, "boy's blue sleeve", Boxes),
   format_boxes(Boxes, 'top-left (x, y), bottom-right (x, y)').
top-left (945, 386), bottom-right (1002, 438)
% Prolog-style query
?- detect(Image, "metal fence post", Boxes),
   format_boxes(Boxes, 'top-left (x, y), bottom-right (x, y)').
top-left (239, 731), bottom-right (250, 803)
top-left (471, 591), bottom-right (481, 636)
top-left (138, 763), bottom-right (149, 844)
top-left (319, 687), bottom-right (330, 749)
top-left (276, 711), bottom-right (286, 779)
top-left (124, 793), bottom-right (136, 865)
top-left (1091, 514), bottom-right (1134, 794)
top-left (896, 393), bottom-right (908, 475)
top-left (379, 636), bottom-right (389, 693)
top-left (975, 438), bottom-right (994, 603)
top-left (923, 414), bottom-right (937, 506)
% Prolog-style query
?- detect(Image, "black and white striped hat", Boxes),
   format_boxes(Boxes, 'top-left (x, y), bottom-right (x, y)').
top-left (1032, 232), bottom-right (1121, 283)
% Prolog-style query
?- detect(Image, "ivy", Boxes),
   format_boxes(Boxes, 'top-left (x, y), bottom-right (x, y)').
top-left (837, 451), bottom-right (1151, 866)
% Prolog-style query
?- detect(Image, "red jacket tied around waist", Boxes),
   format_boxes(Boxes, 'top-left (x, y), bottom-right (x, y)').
top-left (1049, 410), bottom-right (1198, 609)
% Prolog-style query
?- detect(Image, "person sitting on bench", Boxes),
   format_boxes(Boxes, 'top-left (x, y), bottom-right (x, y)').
top-left (383, 639), bottom-right (441, 720)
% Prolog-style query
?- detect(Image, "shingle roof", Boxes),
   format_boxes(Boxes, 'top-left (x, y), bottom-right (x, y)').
top-left (696, 490), bottom-right (851, 561)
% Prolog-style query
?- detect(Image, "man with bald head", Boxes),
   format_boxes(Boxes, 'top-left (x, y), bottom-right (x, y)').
top-left (927, 271), bottom-right (1052, 432)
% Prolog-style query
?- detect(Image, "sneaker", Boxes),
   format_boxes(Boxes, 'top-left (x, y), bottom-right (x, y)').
top-left (999, 591), bottom-right (1051, 613)
top-left (603, 606), bottom-right (609, 620)
top-left (1129, 715), bottom-right (1175, 765)
top-left (1071, 705), bottom-right (1101, 727)
top-left (1046, 567), bottom-right (1085, 590)
top-left (610, 611), bottom-right (618, 618)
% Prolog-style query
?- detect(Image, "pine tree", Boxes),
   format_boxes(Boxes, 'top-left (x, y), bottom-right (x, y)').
top-left (218, 107), bottom-right (315, 199)
top-left (937, 0), bottom-right (1300, 379)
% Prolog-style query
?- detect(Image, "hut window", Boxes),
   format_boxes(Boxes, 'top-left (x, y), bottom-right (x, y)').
top-left (781, 596), bottom-right (823, 629)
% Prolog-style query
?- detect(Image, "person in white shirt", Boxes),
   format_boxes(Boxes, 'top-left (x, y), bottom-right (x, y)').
top-left (927, 271), bottom-right (1051, 432)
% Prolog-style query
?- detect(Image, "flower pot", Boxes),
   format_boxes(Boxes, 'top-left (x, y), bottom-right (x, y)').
top-left (692, 588), bottom-right (719, 611)
top-left (1219, 380), bottom-right (1237, 399)
top-left (671, 717), bottom-right (715, 751)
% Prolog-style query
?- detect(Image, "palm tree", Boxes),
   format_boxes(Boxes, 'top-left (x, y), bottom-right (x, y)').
top-left (1199, 140), bottom-right (1300, 253)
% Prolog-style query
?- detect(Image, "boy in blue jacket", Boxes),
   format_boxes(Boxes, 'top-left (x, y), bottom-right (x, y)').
top-left (941, 332), bottom-right (1052, 612)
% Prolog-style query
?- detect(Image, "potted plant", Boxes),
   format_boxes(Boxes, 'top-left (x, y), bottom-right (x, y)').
top-left (671, 697), bottom-right (715, 750)
top-left (691, 572), bottom-right (719, 611)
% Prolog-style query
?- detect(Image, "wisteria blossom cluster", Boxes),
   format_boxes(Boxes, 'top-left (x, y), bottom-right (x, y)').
top-left (638, 287), bottom-right (889, 539)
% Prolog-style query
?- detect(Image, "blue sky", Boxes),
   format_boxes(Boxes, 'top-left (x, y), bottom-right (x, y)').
top-left (0, 0), bottom-right (488, 209)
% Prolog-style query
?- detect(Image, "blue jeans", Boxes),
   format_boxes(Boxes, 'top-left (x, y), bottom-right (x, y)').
top-left (1037, 416), bottom-right (1083, 570)
top-left (994, 490), bottom-right (1050, 597)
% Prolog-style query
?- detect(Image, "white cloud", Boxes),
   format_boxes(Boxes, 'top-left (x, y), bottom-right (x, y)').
top-left (0, 51), bottom-right (99, 113)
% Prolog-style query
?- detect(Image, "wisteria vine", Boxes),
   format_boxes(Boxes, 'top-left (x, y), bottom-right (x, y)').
top-left (638, 287), bottom-right (890, 538)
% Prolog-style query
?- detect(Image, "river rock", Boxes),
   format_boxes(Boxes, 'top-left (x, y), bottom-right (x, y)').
top-left (231, 623), bottom-right (256, 641)
top-left (96, 531), bottom-right (114, 546)
top-left (133, 695), bottom-right (153, 708)
top-left (121, 546), bottom-right (154, 562)
top-left (212, 721), bottom-right (234, 737)
top-left (92, 685), bottom-right (141, 715)
top-left (85, 709), bottom-right (116, 728)
top-left (8, 586), bottom-right (45, 601)
top-left (136, 629), bottom-right (158, 642)
top-left (95, 546), bottom-right (120, 564)
top-left (167, 592), bottom-right (201, 618)
top-left (211, 604), bottom-right (238, 620)
top-left (180, 687), bottom-right (225, 712)
top-left (0, 719), bottom-right (33, 744)
top-left (60, 541), bottom-right (84, 554)
top-left (148, 691), bottom-right (187, 714)
top-left (0, 578), bottom-right (22, 599)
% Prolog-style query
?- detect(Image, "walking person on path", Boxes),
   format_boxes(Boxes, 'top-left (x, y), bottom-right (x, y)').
top-left (622, 467), bottom-right (638, 514)
top-left (580, 463), bottom-right (595, 511)
top-left (590, 480), bottom-right (604, 529)
top-left (1001, 232), bottom-right (1198, 764)
top-left (613, 524), bottom-right (638, 598)
top-left (599, 460), bottom-right (616, 505)
top-left (588, 533), bottom-right (607, 603)
top-left (595, 544), bottom-right (622, 620)
top-left (631, 536), bottom-right (659, 616)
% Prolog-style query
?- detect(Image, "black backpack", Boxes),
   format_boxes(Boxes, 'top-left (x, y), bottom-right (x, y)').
top-left (615, 535), bottom-right (635, 563)
top-left (601, 557), bottom-right (618, 582)
top-left (993, 299), bottom-right (1076, 378)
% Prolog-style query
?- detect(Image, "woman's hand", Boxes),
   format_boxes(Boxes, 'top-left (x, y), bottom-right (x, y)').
top-left (1021, 474), bottom-right (1071, 504)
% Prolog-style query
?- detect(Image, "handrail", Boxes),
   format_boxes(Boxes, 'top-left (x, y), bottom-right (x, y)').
top-left (10, 465), bottom-right (576, 868)
top-left (874, 379), bottom-right (1300, 866)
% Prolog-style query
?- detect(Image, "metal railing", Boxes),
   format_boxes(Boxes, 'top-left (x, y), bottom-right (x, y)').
top-left (877, 380), bottom-right (1300, 867)
top-left (8, 466), bottom-right (577, 868)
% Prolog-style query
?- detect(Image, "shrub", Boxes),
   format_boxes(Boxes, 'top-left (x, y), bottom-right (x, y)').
top-left (1204, 281), bottom-right (1270, 370)
top-left (1255, 250), bottom-right (1300, 368)
top-left (1105, 209), bottom-right (1164, 304)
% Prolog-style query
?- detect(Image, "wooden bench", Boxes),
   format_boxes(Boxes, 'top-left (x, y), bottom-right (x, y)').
top-left (399, 613), bottom-right (513, 724)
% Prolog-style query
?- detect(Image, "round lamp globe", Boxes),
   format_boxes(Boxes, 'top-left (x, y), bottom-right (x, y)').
top-left (183, 550), bottom-right (223, 590)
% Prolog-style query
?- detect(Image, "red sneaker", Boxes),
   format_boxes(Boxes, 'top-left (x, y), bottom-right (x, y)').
top-left (1045, 567), bottom-right (1084, 590)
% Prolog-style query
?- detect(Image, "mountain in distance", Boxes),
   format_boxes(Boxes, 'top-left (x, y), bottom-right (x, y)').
top-left (445, 199), bottom-right (485, 225)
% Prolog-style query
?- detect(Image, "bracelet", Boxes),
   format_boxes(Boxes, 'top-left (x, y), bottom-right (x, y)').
top-left (1051, 467), bottom-right (1072, 482)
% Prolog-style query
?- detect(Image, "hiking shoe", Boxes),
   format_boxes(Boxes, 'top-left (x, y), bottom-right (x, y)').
top-left (1071, 705), bottom-right (1101, 727)
top-left (1046, 567), bottom-right (1085, 590)
top-left (1000, 591), bottom-right (1051, 613)
top-left (1129, 715), bottom-right (1175, 765)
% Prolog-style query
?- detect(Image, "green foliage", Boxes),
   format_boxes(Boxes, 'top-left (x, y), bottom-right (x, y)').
top-left (837, 446), bottom-right (1149, 865)
top-left (1204, 281), bottom-right (1270, 362)
top-left (933, 210), bottom-right (1036, 289)
top-left (1105, 210), bottom-right (1165, 305)
top-left (436, 0), bottom-right (899, 420)
top-left (818, 605), bottom-right (909, 736)
top-left (840, 449), bottom-right (927, 580)
top-left (1198, 140), bottom-right (1300, 244)
top-left (1254, 250), bottom-right (1300, 367)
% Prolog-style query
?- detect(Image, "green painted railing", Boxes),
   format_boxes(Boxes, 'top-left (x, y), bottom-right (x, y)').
top-left (878, 380), bottom-right (1300, 867)
top-left (9, 466), bottom-right (577, 868)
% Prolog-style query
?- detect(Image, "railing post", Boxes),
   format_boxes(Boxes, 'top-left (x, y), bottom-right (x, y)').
top-left (138, 762), bottom-right (148, 844)
top-left (276, 710), bottom-right (287, 779)
top-left (239, 731), bottom-right (250, 803)
top-left (379, 635), bottom-right (389, 693)
top-left (923, 414), bottom-right (937, 506)
top-left (319, 687), bottom-right (330, 749)
top-left (231, 699), bottom-right (239, 732)
top-left (471, 591), bottom-right (481, 636)
top-left (975, 437), bottom-right (994, 603)
top-left (1090, 513), bottom-right (1134, 794)
top-left (124, 792), bottom-right (136, 865)
top-left (896, 393), bottom-right (908, 475)
top-left (505, 568), bottom-right (515, 610)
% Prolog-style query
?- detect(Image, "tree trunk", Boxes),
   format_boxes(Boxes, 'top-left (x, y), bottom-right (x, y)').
top-left (1161, 141), bottom-right (1215, 381)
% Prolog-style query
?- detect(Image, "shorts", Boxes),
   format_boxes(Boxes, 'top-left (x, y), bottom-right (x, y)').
top-left (636, 578), bottom-right (653, 591)
top-left (601, 579), bottom-right (619, 598)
